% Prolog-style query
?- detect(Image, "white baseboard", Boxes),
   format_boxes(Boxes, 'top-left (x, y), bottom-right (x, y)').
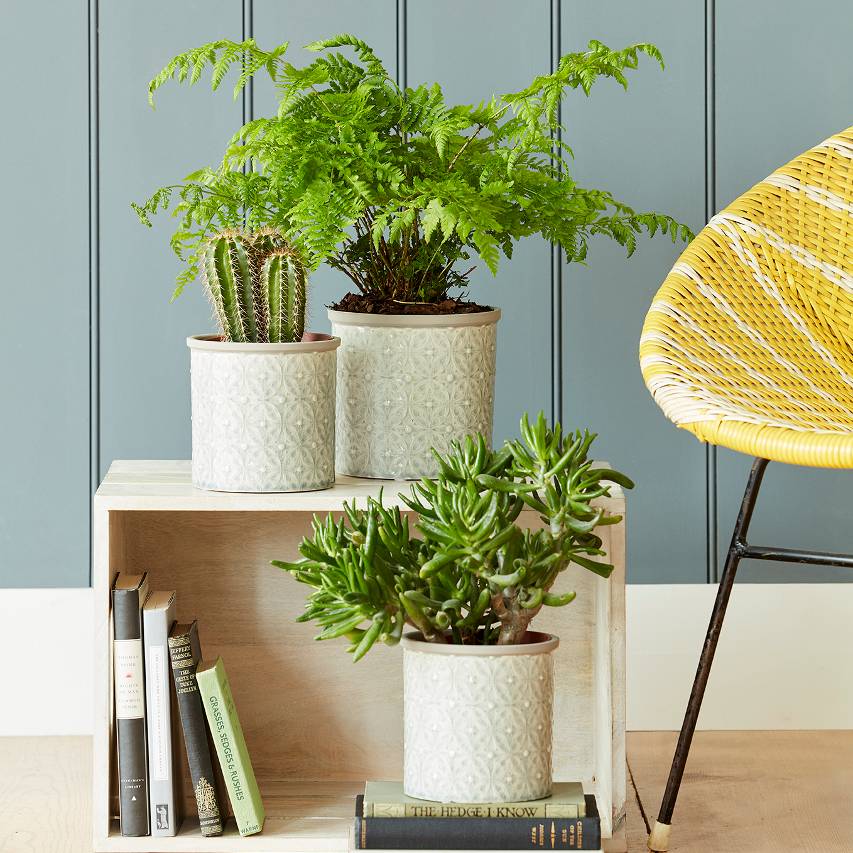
top-left (626, 583), bottom-right (853, 730)
top-left (1, 584), bottom-right (851, 736)
top-left (0, 588), bottom-right (93, 736)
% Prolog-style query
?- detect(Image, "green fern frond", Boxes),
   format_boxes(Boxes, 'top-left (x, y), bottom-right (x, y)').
top-left (139, 32), bottom-right (691, 303)
top-left (148, 38), bottom-right (288, 106)
top-left (306, 33), bottom-right (391, 80)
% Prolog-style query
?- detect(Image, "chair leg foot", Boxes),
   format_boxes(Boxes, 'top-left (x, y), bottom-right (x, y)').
top-left (647, 820), bottom-right (671, 852)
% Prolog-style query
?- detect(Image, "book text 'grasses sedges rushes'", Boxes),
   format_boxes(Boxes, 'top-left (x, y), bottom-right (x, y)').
top-left (196, 657), bottom-right (265, 837)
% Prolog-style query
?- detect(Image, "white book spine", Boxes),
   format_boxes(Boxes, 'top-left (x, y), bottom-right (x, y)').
top-left (143, 596), bottom-right (178, 837)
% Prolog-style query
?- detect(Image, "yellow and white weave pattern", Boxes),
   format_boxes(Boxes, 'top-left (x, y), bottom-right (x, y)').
top-left (640, 127), bottom-right (853, 468)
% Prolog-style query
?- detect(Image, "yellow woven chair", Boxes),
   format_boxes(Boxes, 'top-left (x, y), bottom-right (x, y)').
top-left (640, 127), bottom-right (853, 852)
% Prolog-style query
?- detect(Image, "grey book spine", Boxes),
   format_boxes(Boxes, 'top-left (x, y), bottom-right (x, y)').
top-left (168, 621), bottom-right (224, 837)
top-left (143, 594), bottom-right (178, 837)
top-left (112, 574), bottom-right (150, 837)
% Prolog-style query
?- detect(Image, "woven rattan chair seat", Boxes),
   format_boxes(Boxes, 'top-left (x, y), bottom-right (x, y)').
top-left (641, 128), bottom-right (853, 468)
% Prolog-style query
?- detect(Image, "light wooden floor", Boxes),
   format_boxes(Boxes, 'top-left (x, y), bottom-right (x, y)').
top-left (3, 733), bottom-right (853, 852)
top-left (626, 731), bottom-right (853, 852)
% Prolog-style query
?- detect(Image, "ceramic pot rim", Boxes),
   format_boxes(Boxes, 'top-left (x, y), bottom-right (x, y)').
top-left (187, 333), bottom-right (340, 353)
top-left (328, 308), bottom-right (501, 329)
top-left (401, 630), bottom-right (558, 656)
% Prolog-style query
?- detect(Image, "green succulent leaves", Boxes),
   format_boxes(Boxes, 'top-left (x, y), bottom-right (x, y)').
top-left (274, 413), bottom-right (633, 658)
top-left (134, 35), bottom-right (693, 305)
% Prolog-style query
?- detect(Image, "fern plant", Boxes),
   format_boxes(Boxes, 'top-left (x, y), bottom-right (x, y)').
top-left (135, 35), bottom-right (693, 308)
top-left (273, 412), bottom-right (633, 657)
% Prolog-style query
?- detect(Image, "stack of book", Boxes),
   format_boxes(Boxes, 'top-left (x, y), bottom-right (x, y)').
top-left (354, 782), bottom-right (602, 850)
top-left (112, 572), bottom-right (265, 839)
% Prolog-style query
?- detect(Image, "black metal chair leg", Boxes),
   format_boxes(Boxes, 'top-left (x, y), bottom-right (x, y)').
top-left (648, 457), bottom-right (769, 852)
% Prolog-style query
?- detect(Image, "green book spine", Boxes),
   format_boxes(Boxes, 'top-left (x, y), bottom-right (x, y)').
top-left (363, 781), bottom-right (586, 819)
top-left (196, 657), bottom-right (265, 837)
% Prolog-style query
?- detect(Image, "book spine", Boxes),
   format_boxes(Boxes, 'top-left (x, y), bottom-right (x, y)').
top-left (355, 797), bottom-right (600, 850)
top-left (367, 802), bottom-right (580, 819)
top-left (197, 659), bottom-right (265, 837)
top-left (168, 628), bottom-right (223, 837)
top-left (143, 601), bottom-right (177, 836)
top-left (113, 586), bottom-right (149, 837)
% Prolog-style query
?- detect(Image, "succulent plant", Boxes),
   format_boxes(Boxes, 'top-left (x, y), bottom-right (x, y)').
top-left (201, 229), bottom-right (307, 343)
top-left (273, 412), bottom-right (634, 658)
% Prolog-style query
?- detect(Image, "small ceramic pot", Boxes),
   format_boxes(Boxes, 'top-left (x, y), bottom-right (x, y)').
top-left (402, 631), bottom-right (558, 803)
top-left (188, 333), bottom-right (340, 492)
top-left (329, 309), bottom-right (500, 479)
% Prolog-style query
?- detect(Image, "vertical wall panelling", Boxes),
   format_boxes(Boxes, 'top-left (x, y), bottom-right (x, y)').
top-left (550, 0), bottom-right (564, 429)
top-left (252, 1), bottom-right (398, 336)
top-left (715, 0), bottom-right (853, 582)
top-left (243, 0), bottom-right (254, 126)
top-left (705, 0), bottom-right (718, 583)
top-left (407, 0), bottom-right (553, 446)
top-left (242, 0), bottom-right (255, 241)
top-left (561, 1), bottom-right (708, 583)
top-left (0, 0), bottom-right (90, 587)
top-left (89, 0), bottom-right (101, 584)
top-left (98, 1), bottom-right (244, 479)
top-left (397, 0), bottom-right (407, 90)
top-left (5, 1), bottom-right (851, 588)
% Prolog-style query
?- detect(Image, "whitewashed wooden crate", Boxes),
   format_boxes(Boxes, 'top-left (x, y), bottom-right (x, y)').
top-left (93, 461), bottom-right (627, 852)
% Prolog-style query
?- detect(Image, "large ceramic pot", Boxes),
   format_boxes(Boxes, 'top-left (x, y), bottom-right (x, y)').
top-left (402, 631), bottom-right (558, 804)
top-left (188, 333), bottom-right (340, 492)
top-left (329, 309), bottom-right (500, 480)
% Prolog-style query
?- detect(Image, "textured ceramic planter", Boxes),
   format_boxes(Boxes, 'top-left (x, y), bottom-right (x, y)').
top-left (329, 309), bottom-right (500, 479)
top-left (402, 631), bottom-right (558, 804)
top-left (188, 334), bottom-right (340, 492)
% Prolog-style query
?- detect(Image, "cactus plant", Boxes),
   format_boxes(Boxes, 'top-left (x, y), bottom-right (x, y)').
top-left (201, 229), bottom-right (307, 343)
top-left (263, 248), bottom-right (306, 345)
top-left (273, 412), bottom-right (634, 657)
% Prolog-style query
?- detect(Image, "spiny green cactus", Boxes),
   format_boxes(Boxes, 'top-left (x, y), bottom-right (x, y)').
top-left (201, 229), bottom-right (307, 343)
top-left (263, 248), bottom-right (306, 344)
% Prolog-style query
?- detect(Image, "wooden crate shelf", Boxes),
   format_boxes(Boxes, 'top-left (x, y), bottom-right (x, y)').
top-left (102, 782), bottom-right (360, 851)
top-left (93, 461), bottom-right (627, 852)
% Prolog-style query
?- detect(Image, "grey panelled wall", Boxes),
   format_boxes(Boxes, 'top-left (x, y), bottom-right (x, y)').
top-left (98, 0), bottom-right (241, 481)
top-left (560, 0), bottom-right (708, 583)
top-left (0, 0), bottom-right (90, 587)
top-left (3, 1), bottom-right (852, 587)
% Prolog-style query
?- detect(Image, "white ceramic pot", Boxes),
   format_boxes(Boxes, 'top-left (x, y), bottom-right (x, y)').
top-left (402, 631), bottom-right (558, 804)
top-left (188, 334), bottom-right (340, 492)
top-left (329, 309), bottom-right (500, 479)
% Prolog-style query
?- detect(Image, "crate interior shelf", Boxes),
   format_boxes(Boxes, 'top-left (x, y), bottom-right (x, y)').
top-left (93, 460), bottom-right (627, 852)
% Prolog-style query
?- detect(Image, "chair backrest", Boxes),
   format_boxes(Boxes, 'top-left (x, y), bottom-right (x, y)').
top-left (640, 127), bottom-right (853, 441)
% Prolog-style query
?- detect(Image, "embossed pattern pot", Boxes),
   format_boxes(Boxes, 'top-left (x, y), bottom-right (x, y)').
top-left (188, 334), bottom-right (340, 492)
top-left (329, 309), bottom-right (500, 479)
top-left (402, 631), bottom-right (558, 803)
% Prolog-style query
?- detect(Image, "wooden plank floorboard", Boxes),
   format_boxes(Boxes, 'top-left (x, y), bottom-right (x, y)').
top-left (628, 730), bottom-right (853, 852)
top-left (0, 736), bottom-right (92, 853)
top-left (626, 758), bottom-right (651, 851)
